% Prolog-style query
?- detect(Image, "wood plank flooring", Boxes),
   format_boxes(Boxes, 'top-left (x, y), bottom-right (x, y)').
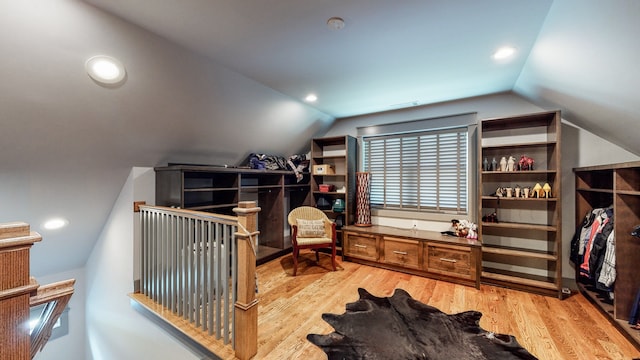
top-left (255, 252), bottom-right (640, 360)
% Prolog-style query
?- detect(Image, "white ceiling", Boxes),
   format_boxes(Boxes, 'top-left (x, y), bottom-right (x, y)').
top-left (82, 0), bottom-right (640, 156)
top-left (83, 0), bottom-right (552, 118)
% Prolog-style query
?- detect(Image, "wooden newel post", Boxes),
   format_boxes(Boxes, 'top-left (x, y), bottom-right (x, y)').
top-left (233, 201), bottom-right (261, 360)
top-left (0, 222), bottom-right (41, 360)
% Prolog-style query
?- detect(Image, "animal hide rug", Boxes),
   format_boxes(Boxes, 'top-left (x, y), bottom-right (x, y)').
top-left (307, 288), bottom-right (537, 360)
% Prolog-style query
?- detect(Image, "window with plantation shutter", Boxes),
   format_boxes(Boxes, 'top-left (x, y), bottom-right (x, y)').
top-left (363, 127), bottom-right (468, 214)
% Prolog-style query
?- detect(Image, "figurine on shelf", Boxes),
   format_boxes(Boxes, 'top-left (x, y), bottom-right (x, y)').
top-left (452, 219), bottom-right (478, 239)
top-left (465, 222), bottom-right (478, 240)
top-left (507, 156), bottom-right (516, 171)
top-left (499, 157), bottom-right (507, 172)
top-left (450, 219), bottom-right (460, 232)
top-left (518, 155), bottom-right (534, 171)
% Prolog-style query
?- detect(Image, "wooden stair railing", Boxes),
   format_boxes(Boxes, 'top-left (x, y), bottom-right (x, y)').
top-left (0, 222), bottom-right (75, 360)
top-left (134, 201), bottom-right (259, 360)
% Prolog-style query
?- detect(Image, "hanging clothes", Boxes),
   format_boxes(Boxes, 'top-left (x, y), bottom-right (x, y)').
top-left (579, 209), bottom-right (612, 279)
top-left (570, 208), bottom-right (604, 265)
top-left (597, 230), bottom-right (616, 290)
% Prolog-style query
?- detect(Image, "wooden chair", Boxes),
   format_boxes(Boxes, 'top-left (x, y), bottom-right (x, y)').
top-left (287, 206), bottom-right (337, 276)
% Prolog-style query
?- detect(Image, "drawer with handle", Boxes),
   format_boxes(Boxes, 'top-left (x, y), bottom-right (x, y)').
top-left (344, 232), bottom-right (379, 261)
top-left (382, 236), bottom-right (420, 269)
top-left (425, 243), bottom-right (473, 280)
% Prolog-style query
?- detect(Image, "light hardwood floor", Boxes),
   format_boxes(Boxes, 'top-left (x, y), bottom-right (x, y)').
top-left (255, 252), bottom-right (640, 360)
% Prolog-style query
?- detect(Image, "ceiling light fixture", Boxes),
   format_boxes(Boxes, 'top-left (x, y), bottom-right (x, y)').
top-left (492, 46), bottom-right (516, 60)
top-left (327, 17), bottom-right (345, 31)
top-left (305, 94), bottom-right (318, 102)
top-left (85, 55), bottom-right (126, 85)
top-left (43, 218), bottom-right (68, 230)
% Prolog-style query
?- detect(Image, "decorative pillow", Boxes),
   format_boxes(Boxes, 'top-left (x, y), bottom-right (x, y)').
top-left (296, 219), bottom-right (326, 238)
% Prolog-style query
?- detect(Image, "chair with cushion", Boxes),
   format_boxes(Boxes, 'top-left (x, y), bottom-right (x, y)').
top-left (287, 206), bottom-right (337, 276)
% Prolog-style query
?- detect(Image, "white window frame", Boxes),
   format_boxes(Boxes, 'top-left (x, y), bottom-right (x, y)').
top-left (357, 113), bottom-right (477, 222)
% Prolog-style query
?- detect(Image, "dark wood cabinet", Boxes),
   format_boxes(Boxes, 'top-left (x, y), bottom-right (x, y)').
top-left (343, 225), bottom-right (481, 288)
top-left (574, 161), bottom-right (640, 348)
top-left (155, 165), bottom-right (311, 263)
top-left (478, 110), bottom-right (563, 297)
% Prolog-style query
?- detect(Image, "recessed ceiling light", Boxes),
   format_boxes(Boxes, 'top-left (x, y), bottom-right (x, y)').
top-left (305, 94), bottom-right (318, 102)
top-left (43, 218), bottom-right (68, 230)
top-left (85, 55), bottom-right (126, 85)
top-left (493, 46), bottom-right (516, 60)
top-left (327, 17), bottom-right (345, 31)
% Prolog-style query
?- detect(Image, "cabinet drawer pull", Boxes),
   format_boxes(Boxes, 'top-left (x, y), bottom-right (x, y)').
top-left (355, 244), bottom-right (367, 248)
top-left (393, 250), bottom-right (408, 255)
top-left (439, 258), bottom-right (457, 263)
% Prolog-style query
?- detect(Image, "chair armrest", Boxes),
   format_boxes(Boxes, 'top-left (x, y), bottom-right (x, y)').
top-left (322, 219), bottom-right (337, 242)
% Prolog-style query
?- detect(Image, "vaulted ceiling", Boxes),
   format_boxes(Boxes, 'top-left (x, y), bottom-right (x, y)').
top-left (85, 0), bottom-right (640, 155)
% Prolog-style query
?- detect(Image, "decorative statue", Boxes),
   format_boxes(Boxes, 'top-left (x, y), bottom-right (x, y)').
top-left (452, 219), bottom-right (478, 239)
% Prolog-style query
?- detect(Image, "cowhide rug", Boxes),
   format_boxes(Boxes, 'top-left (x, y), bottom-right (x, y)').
top-left (307, 288), bottom-right (537, 360)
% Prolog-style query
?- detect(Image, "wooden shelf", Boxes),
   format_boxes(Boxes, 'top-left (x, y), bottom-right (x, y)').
top-left (617, 190), bottom-right (640, 196)
top-left (481, 222), bottom-right (557, 232)
top-left (481, 140), bottom-right (557, 150)
top-left (481, 196), bottom-right (557, 202)
top-left (310, 136), bottom-right (357, 228)
top-left (478, 110), bottom-right (562, 298)
top-left (576, 187), bottom-right (614, 194)
top-left (481, 269), bottom-right (558, 291)
top-left (311, 155), bottom-right (347, 160)
top-left (482, 170), bottom-right (556, 175)
top-left (155, 166), bottom-right (313, 263)
top-left (312, 173), bottom-right (347, 177)
top-left (482, 245), bottom-right (556, 260)
top-left (241, 185), bottom-right (282, 191)
top-left (574, 161), bottom-right (640, 350)
top-left (184, 187), bottom-right (238, 192)
top-left (313, 191), bottom-right (346, 196)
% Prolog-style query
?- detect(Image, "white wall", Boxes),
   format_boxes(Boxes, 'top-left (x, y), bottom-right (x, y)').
top-left (324, 92), bottom-right (640, 280)
top-left (84, 167), bottom-right (202, 360)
